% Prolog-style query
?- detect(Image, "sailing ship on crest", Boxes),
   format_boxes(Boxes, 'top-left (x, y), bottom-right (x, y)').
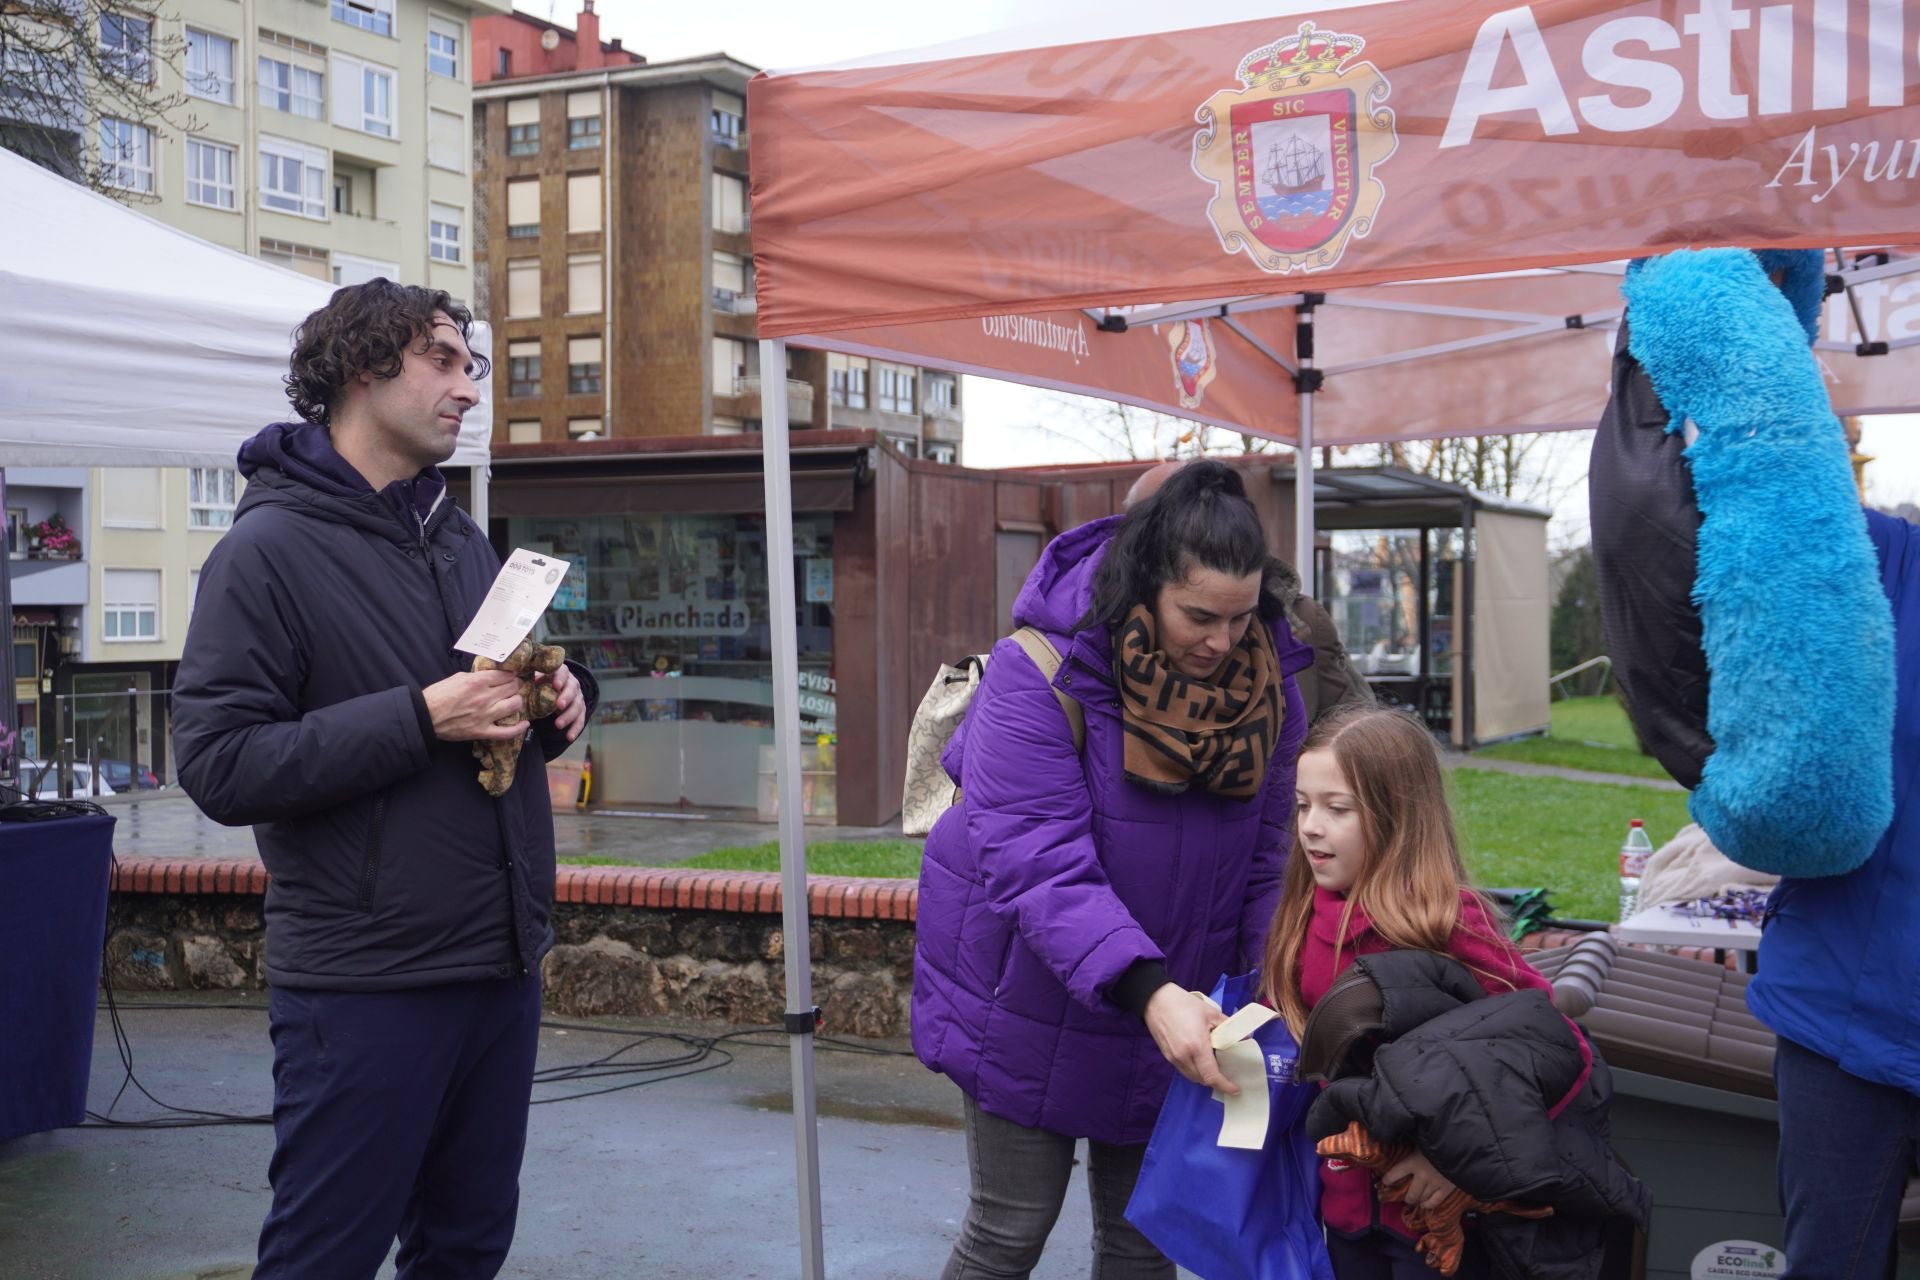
top-left (1262, 134), bottom-right (1325, 191)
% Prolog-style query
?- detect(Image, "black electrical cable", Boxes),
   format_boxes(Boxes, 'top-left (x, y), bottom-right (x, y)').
top-left (81, 858), bottom-right (911, 1131)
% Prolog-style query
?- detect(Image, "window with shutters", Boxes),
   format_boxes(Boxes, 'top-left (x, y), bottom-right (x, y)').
top-left (427, 14), bottom-right (461, 79)
top-left (103, 569), bottom-right (161, 642)
top-left (567, 254), bottom-right (601, 314)
top-left (711, 173), bottom-right (745, 234)
top-left (260, 135), bottom-right (326, 219)
top-left (568, 336), bottom-right (602, 395)
top-left (507, 340), bottom-right (540, 397)
top-left (428, 109), bottom-right (464, 172)
top-left (506, 178), bottom-right (538, 238)
top-left (710, 90), bottom-right (743, 145)
top-left (566, 90), bottom-right (600, 149)
top-left (429, 203), bottom-right (462, 263)
top-left (506, 98), bottom-right (539, 155)
top-left (506, 260), bottom-right (539, 319)
top-left (566, 172), bottom-right (600, 234)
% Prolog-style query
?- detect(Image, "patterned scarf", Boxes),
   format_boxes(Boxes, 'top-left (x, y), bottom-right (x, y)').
top-left (1114, 603), bottom-right (1284, 801)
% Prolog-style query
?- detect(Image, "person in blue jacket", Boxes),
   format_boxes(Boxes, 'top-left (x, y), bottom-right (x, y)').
top-left (172, 281), bottom-right (595, 1279)
top-left (1591, 247), bottom-right (1916, 1279)
top-left (1753, 506), bottom-right (1916, 1278)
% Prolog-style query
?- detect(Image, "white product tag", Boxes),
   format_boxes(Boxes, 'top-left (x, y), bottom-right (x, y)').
top-left (1206, 1000), bottom-right (1280, 1150)
top-left (453, 548), bottom-right (570, 662)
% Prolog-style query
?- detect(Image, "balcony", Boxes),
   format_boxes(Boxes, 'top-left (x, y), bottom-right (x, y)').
top-left (11, 556), bottom-right (89, 607)
top-left (711, 288), bottom-right (758, 316)
top-left (725, 376), bottom-right (813, 427)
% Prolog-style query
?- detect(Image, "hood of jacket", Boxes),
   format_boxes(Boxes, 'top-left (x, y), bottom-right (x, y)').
top-left (237, 421), bottom-right (447, 541)
top-left (1010, 514), bottom-right (1119, 639)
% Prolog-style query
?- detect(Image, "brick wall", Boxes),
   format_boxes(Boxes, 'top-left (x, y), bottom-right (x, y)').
top-left (615, 81), bottom-right (709, 436)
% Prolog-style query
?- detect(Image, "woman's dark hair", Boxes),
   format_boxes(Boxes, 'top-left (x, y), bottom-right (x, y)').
top-left (1080, 459), bottom-right (1293, 629)
top-left (285, 279), bottom-right (491, 425)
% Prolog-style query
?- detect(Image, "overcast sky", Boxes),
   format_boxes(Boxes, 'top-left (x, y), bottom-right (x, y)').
top-left (547, 1), bottom-right (1920, 541)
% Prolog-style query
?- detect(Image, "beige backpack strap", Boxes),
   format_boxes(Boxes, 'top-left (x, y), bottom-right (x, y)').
top-left (1010, 626), bottom-right (1086, 756)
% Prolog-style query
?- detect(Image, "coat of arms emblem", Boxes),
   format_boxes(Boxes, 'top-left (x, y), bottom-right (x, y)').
top-left (1166, 319), bottom-right (1217, 410)
top-left (1192, 22), bottom-right (1396, 274)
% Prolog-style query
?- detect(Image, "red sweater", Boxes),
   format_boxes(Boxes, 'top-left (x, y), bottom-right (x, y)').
top-left (1297, 885), bottom-right (1563, 1240)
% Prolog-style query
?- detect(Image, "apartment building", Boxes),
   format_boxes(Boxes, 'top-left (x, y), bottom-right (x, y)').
top-left (23, 0), bottom-right (508, 295)
top-left (4, 462), bottom-right (242, 785)
top-left (469, 2), bottom-right (965, 458)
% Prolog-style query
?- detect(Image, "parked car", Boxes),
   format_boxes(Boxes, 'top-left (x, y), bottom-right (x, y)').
top-left (97, 758), bottom-right (162, 791)
top-left (15, 761), bottom-right (118, 799)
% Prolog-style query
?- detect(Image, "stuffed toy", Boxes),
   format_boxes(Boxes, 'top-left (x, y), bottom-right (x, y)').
top-left (470, 639), bottom-right (567, 797)
top-left (1316, 1121), bottom-right (1553, 1276)
top-left (1590, 247), bottom-right (1895, 877)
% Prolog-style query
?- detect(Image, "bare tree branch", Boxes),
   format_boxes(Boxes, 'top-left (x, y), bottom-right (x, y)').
top-left (2, 0), bottom-right (198, 196)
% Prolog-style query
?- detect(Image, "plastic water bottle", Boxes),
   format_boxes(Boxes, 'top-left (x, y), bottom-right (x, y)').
top-left (1618, 820), bottom-right (1654, 921)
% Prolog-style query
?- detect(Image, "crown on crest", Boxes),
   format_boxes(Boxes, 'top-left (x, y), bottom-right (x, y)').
top-left (1237, 22), bottom-right (1364, 88)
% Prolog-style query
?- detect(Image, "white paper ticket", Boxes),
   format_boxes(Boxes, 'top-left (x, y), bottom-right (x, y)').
top-left (1209, 1001), bottom-right (1280, 1150)
top-left (454, 548), bottom-right (570, 662)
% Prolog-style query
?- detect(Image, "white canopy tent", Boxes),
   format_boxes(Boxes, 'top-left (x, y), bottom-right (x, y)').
top-left (0, 146), bottom-right (493, 476)
top-left (0, 146), bottom-right (495, 789)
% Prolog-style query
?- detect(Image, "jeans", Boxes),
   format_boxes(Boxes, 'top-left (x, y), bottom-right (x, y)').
top-left (941, 1095), bottom-right (1174, 1280)
top-left (254, 976), bottom-right (544, 1280)
top-left (1775, 1035), bottom-right (1919, 1280)
top-left (1325, 1227), bottom-right (1492, 1280)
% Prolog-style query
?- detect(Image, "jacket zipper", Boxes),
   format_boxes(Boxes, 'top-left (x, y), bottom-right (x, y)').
top-left (357, 794), bottom-right (388, 912)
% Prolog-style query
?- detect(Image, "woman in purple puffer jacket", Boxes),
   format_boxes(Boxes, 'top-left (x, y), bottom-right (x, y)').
top-left (914, 461), bottom-right (1315, 1279)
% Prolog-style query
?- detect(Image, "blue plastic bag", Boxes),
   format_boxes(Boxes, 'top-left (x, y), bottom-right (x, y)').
top-left (1125, 972), bottom-right (1331, 1280)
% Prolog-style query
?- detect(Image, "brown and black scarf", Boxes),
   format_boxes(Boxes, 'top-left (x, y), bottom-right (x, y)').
top-left (1114, 604), bottom-right (1284, 801)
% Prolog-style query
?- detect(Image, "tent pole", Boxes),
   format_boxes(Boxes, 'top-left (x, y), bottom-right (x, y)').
top-left (470, 463), bottom-right (488, 530)
top-left (759, 336), bottom-right (826, 1280)
top-left (1294, 299), bottom-right (1318, 600)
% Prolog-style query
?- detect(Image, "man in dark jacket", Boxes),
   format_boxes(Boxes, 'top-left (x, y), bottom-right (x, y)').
top-left (172, 281), bottom-right (595, 1279)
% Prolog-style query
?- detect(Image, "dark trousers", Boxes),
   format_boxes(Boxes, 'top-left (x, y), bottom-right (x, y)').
top-left (1325, 1227), bottom-right (1492, 1280)
top-left (1775, 1035), bottom-right (1918, 1280)
top-left (254, 976), bottom-right (544, 1280)
top-left (941, 1094), bottom-right (1173, 1280)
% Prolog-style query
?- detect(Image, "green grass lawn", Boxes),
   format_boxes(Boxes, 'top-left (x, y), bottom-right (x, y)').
top-left (627, 765), bottom-right (1691, 924)
top-left (1449, 768), bottom-right (1691, 922)
top-left (675, 838), bottom-right (928, 878)
top-left (1474, 696), bottom-right (1674, 781)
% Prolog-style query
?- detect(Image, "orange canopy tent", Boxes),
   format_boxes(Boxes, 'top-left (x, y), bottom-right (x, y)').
top-left (742, 2), bottom-right (1920, 1270)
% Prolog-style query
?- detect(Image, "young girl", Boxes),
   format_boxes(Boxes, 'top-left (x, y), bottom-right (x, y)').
top-left (1263, 706), bottom-right (1557, 1280)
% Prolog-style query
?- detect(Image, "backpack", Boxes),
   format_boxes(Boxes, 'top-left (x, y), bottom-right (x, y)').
top-left (900, 627), bottom-right (1087, 837)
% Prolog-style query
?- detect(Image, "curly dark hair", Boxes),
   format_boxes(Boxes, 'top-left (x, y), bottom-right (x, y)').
top-left (285, 280), bottom-right (491, 425)
top-left (1079, 459), bottom-right (1293, 631)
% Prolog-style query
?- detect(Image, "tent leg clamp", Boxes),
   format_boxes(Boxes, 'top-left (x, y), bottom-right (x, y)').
top-left (784, 1007), bottom-right (823, 1036)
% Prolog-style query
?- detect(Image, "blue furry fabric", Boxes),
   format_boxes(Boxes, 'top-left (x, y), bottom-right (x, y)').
top-left (1623, 249), bottom-right (1894, 877)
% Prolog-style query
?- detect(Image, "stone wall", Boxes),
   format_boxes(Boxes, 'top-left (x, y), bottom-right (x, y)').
top-left (106, 860), bottom-right (921, 1038)
top-left (103, 860), bottom-right (1727, 1042)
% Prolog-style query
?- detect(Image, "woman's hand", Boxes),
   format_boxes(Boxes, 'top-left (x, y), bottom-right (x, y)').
top-left (1380, 1149), bottom-right (1459, 1212)
top-left (1142, 985), bottom-right (1238, 1095)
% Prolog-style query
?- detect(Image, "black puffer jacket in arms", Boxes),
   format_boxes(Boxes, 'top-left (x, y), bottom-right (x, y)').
top-left (172, 423), bottom-right (596, 991)
top-left (1306, 951), bottom-right (1649, 1280)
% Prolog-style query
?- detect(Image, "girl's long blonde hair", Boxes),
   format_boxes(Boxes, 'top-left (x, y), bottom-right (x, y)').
top-left (1261, 706), bottom-right (1507, 1034)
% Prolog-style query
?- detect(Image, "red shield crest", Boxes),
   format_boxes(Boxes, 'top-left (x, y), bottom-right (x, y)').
top-left (1228, 88), bottom-right (1357, 254)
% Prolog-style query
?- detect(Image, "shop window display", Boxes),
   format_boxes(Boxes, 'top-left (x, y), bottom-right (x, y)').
top-left (512, 512), bottom-right (836, 815)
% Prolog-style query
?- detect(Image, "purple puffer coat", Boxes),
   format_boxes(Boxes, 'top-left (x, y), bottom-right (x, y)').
top-left (911, 517), bottom-right (1314, 1145)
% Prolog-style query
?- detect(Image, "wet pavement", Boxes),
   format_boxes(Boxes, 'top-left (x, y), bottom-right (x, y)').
top-left (98, 792), bottom-right (903, 865)
top-left (0, 996), bottom-right (1146, 1280)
